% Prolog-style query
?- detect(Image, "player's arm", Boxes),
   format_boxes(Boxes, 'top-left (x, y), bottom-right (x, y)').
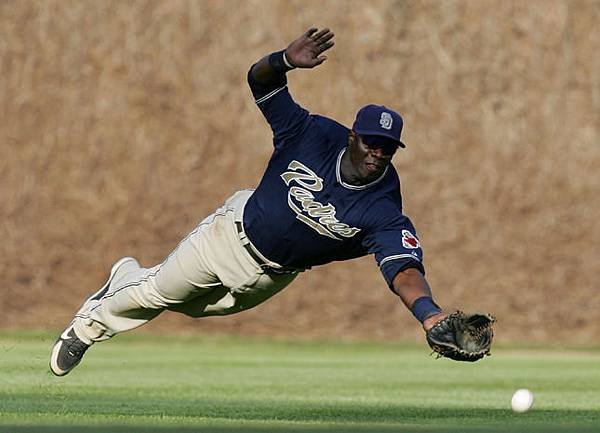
top-left (391, 268), bottom-right (446, 331)
top-left (247, 28), bottom-right (334, 146)
top-left (363, 208), bottom-right (446, 331)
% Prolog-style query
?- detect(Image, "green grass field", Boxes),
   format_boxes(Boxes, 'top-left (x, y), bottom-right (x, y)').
top-left (1, 331), bottom-right (599, 433)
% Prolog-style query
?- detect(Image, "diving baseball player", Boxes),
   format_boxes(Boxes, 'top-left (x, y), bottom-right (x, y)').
top-left (51, 27), bottom-right (493, 376)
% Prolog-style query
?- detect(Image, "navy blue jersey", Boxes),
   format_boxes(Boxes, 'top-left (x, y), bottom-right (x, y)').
top-left (243, 69), bottom-right (424, 288)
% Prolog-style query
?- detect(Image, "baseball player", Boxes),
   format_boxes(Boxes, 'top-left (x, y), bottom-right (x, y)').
top-left (50, 27), bottom-right (451, 376)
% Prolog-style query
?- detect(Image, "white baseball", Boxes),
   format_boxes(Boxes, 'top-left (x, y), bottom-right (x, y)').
top-left (511, 389), bottom-right (534, 413)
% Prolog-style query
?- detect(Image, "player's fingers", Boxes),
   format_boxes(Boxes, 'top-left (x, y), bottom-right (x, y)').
top-left (311, 28), bottom-right (330, 41)
top-left (305, 27), bottom-right (318, 38)
top-left (319, 41), bottom-right (334, 53)
top-left (318, 40), bottom-right (334, 53)
top-left (317, 31), bottom-right (334, 45)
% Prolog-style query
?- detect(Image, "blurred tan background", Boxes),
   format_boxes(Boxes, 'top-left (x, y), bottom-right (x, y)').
top-left (1, 0), bottom-right (598, 343)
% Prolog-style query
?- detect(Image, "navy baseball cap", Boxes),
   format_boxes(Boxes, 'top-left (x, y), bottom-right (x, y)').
top-left (352, 104), bottom-right (406, 148)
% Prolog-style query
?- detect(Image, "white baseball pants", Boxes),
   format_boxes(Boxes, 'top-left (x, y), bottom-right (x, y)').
top-left (73, 190), bottom-right (298, 343)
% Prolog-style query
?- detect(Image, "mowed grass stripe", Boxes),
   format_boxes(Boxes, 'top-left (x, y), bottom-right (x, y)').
top-left (0, 332), bottom-right (598, 432)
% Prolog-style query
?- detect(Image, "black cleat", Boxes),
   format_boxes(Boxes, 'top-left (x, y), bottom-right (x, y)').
top-left (49, 325), bottom-right (91, 376)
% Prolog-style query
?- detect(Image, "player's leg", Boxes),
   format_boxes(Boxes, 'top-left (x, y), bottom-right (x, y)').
top-left (49, 190), bottom-right (296, 375)
top-left (49, 209), bottom-right (225, 376)
top-left (168, 271), bottom-right (298, 318)
top-left (49, 256), bottom-right (142, 376)
top-left (79, 221), bottom-right (231, 342)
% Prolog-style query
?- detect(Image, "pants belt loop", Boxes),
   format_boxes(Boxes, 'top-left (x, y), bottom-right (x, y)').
top-left (235, 221), bottom-right (267, 267)
top-left (235, 221), bottom-right (249, 244)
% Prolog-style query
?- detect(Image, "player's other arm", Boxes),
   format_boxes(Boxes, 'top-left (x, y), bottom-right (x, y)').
top-left (391, 269), bottom-right (446, 331)
top-left (366, 212), bottom-right (446, 332)
top-left (247, 29), bottom-right (334, 145)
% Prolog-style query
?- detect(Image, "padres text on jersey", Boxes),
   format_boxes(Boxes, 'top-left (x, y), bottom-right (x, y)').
top-left (281, 160), bottom-right (361, 240)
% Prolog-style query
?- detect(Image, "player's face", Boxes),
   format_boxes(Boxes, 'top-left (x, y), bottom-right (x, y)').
top-left (349, 133), bottom-right (396, 181)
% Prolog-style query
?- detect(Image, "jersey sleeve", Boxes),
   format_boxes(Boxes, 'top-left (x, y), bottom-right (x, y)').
top-left (362, 213), bottom-right (425, 289)
top-left (247, 68), bottom-right (310, 148)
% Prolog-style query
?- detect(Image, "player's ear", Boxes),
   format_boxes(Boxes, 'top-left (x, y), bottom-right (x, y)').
top-left (349, 130), bottom-right (357, 146)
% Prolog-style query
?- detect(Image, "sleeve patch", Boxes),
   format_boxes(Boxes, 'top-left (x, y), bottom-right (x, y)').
top-left (401, 230), bottom-right (420, 249)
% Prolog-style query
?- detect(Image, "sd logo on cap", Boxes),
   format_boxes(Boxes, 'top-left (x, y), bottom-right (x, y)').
top-left (352, 104), bottom-right (406, 148)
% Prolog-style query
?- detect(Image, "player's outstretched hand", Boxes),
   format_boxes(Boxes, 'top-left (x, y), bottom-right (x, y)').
top-left (285, 27), bottom-right (334, 69)
top-left (425, 311), bottom-right (496, 362)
